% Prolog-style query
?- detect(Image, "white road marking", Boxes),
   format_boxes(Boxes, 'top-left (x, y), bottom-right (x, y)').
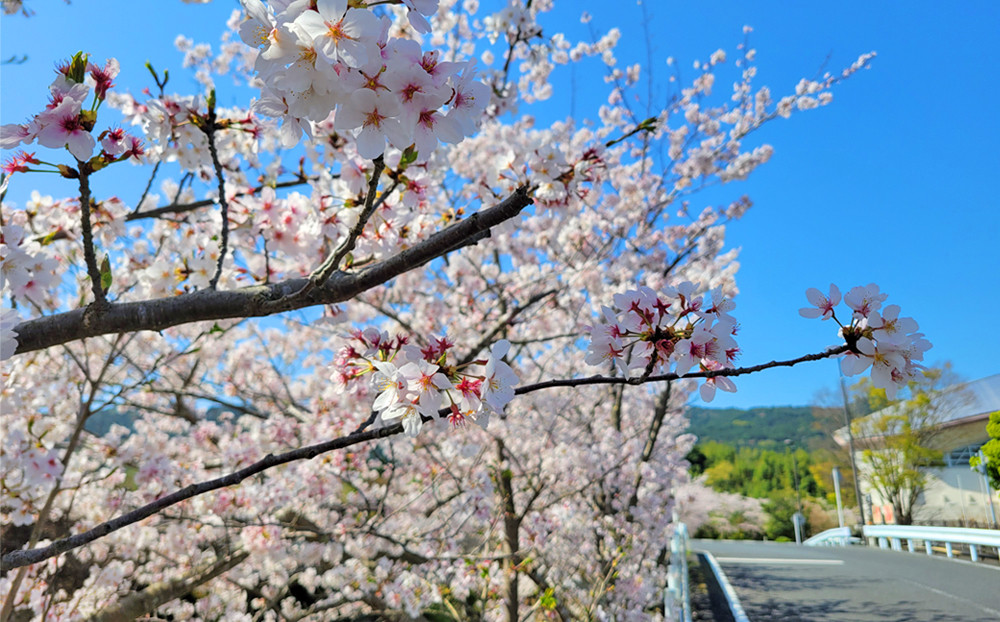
top-left (899, 578), bottom-right (1000, 618)
top-left (715, 557), bottom-right (845, 565)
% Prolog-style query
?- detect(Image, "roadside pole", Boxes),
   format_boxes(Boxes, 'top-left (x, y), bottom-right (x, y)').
top-left (832, 466), bottom-right (845, 529)
top-left (839, 376), bottom-right (867, 527)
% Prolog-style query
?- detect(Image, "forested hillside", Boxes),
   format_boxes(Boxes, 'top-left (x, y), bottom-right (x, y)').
top-left (685, 405), bottom-right (840, 450)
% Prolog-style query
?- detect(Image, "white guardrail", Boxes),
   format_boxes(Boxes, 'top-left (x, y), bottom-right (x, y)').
top-left (664, 522), bottom-right (692, 622)
top-left (805, 524), bottom-right (1000, 562)
top-left (863, 524), bottom-right (1000, 562)
top-left (803, 526), bottom-right (854, 546)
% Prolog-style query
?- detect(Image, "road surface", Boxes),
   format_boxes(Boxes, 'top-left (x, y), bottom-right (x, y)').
top-left (694, 539), bottom-right (1000, 622)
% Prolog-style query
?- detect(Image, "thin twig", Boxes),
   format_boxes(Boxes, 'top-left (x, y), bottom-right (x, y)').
top-left (204, 105), bottom-right (230, 290)
top-left (132, 160), bottom-right (161, 215)
top-left (513, 344), bottom-right (851, 394)
top-left (266, 157), bottom-right (386, 310)
top-left (77, 164), bottom-right (106, 305)
top-left (456, 289), bottom-right (558, 367)
top-left (125, 177), bottom-right (314, 222)
top-left (313, 156), bottom-right (386, 278)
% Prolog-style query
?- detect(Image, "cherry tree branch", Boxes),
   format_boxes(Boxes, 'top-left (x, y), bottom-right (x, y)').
top-left (0, 420), bottom-right (408, 572)
top-left (512, 344), bottom-right (850, 393)
top-left (125, 176), bottom-right (314, 222)
top-left (76, 164), bottom-right (106, 306)
top-left (10, 186), bottom-right (534, 355)
top-left (203, 101), bottom-right (231, 290)
top-left (270, 156), bottom-right (386, 308)
top-left (88, 548), bottom-right (249, 622)
top-left (456, 288), bottom-right (558, 367)
top-left (0, 342), bottom-right (847, 572)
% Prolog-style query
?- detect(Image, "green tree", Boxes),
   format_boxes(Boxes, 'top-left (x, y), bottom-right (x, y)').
top-left (704, 460), bottom-right (737, 492)
top-left (852, 367), bottom-right (962, 525)
top-left (762, 492), bottom-right (805, 540)
top-left (970, 410), bottom-right (1000, 489)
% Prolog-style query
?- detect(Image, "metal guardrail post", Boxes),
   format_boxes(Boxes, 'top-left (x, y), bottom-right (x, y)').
top-left (680, 523), bottom-right (691, 622)
top-left (665, 522), bottom-right (692, 622)
top-left (864, 524), bottom-right (1000, 563)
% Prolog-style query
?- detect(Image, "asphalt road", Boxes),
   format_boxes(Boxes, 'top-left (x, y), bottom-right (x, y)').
top-left (694, 539), bottom-right (1000, 622)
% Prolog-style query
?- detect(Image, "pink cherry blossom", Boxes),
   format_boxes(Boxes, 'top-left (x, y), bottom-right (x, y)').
top-left (35, 97), bottom-right (95, 160)
top-left (294, 0), bottom-right (380, 67)
top-left (87, 58), bottom-right (119, 99)
top-left (0, 6), bottom-right (914, 619)
top-left (798, 283), bottom-right (840, 320)
top-left (334, 90), bottom-right (407, 158)
top-left (844, 282), bottom-right (887, 320)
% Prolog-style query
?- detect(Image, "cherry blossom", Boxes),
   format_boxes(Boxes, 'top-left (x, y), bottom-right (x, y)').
top-left (294, 0), bottom-right (380, 68)
top-left (334, 90), bottom-right (408, 158)
top-left (0, 308), bottom-right (19, 360)
top-left (585, 282), bottom-right (741, 401)
top-left (0, 2), bottom-right (911, 619)
top-left (798, 283), bottom-right (840, 320)
top-left (800, 284), bottom-right (931, 399)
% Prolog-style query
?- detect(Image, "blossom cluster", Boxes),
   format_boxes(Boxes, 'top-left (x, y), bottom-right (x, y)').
top-left (799, 283), bottom-right (931, 399)
top-left (110, 91), bottom-right (262, 172)
top-left (1, 223), bottom-right (60, 310)
top-left (1, 423), bottom-right (64, 526)
top-left (237, 0), bottom-right (489, 158)
top-left (0, 53), bottom-right (143, 168)
top-left (335, 328), bottom-right (518, 437)
top-left (585, 282), bottom-right (740, 402)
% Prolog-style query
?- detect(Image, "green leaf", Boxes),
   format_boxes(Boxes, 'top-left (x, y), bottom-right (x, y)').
top-left (39, 229), bottom-right (61, 246)
top-left (68, 51), bottom-right (88, 83)
top-left (399, 145), bottom-right (418, 167)
top-left (209, 323), bottom-right (225, 335)
top-left (99, 254), bottom-right (113, 294)
top-left (539, 587), bottom-right (557, 610)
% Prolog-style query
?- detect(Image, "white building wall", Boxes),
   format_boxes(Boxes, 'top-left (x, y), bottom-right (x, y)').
top-left (918, 467), bottom-right (997, 526)
top-left (861, 464), bottom-right (998, 526)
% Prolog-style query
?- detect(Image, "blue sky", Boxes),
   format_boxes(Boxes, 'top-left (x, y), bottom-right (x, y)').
top-left (2, 1), bottom-right (998, 409)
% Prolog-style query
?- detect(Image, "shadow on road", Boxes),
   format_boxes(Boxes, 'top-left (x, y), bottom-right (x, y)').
top-left (719, 563), bottom-right (970, 622)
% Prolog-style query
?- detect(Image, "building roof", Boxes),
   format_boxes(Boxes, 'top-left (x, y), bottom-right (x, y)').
top-left (833, 373), bottom-right (1000, 448)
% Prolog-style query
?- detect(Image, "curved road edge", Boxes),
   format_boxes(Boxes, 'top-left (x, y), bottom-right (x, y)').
top-left (700, 550), bottom-right (751, 622)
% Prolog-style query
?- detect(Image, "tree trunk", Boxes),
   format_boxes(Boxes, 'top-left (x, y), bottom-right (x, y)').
top-left (496, 439), bottom-right (521, 622)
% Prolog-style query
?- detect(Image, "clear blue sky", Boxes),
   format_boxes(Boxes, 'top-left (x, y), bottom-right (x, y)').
top-left (2, 1), bottom-right (998, 408)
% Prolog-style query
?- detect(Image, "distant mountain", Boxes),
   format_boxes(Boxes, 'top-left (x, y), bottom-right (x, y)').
top-left (685, 405), bottom-right (837, 450)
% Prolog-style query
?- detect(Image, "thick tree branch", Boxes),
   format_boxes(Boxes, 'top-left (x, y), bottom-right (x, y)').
top-left (0, 343), bottom-right (846, 572)
top-left (11, 186), bottom-right (533, 355)
top-left (626, 382), bottom-right (672, 511)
